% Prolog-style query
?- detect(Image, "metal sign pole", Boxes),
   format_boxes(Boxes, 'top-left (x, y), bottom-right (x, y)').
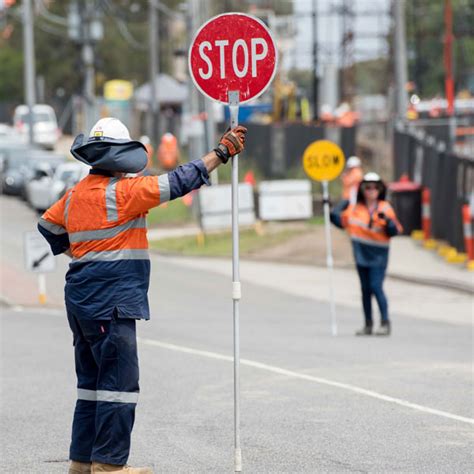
top-left (38, 273), bottom-right (47, 305)
top-left (228, 90), bottom-right (242, 472)
top-left (322, 180), bottom-right (337, 336)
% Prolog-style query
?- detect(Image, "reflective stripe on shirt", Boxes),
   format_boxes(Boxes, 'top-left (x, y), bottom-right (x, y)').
top-left (348, 217), bottom-right (384, 233)
top-left (77, 388), bottom-right (139, 404)
top-left (38, 217), bottom-right (67, 235)
top-left (64, 191), bottom-right (72, 225)
top-left (351, 236), bottom-right (389, 248)
top-left (105, 177), bottom-right (119, 221)
top-left (69, 217), bottom-right (147, 243)
top-left (158, 174), bottom-right (170, 203)
top-left (71, 249), bottom-right (149, 263)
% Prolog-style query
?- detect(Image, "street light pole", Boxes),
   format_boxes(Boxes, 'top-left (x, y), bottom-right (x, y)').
top-left (22, 0), bottom-right (36, 145)
top-left (394, 0), bottom-right (408, 120)
top-left (149, 0), bottom-right (160, 145)
top-left (312, 0), bottom-right (319, 121)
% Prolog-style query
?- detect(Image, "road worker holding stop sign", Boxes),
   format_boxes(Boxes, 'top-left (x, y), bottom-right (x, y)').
top-left (37, 117), bottom-right (247, 474)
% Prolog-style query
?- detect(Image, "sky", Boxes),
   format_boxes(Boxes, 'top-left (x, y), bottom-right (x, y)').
top-left (285, 0), bottom-right (392, 70)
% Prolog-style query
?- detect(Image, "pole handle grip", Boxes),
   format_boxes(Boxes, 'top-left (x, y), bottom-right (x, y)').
top-left (233, 282), bottom-right (241, 300)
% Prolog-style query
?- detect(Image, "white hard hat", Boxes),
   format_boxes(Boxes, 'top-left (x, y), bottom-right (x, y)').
top-left (89, 117), bottom-right (131, 141)
top-left (346, 156), bottom-right (361, 168)
top-left (363, 172), bottom-right (382, 182)
top-left (71, 117), bottom-right (148, 173)
top-left (139, 135), bottom-right (151, 145)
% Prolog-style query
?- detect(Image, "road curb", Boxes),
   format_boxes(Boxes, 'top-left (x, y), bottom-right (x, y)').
top-left (150, 250), bottom-right (472, 295)
top-left (0, 294), bottom-right (14, 308)
top-left (386, 272), bottom-right (472, 295)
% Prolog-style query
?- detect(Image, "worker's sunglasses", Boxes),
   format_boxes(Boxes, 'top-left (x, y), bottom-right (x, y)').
top-left (362, 184), bottom-right (380, 191)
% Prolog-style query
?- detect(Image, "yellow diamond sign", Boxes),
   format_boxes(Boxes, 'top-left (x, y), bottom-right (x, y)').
top-left (302, 140), bottom-right (345, 182)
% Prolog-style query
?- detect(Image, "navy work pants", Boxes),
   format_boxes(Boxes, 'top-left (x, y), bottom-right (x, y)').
top-left (356, 265), bottom-right (389, 326)
top-left (66, 310), bottom-right (139, 465)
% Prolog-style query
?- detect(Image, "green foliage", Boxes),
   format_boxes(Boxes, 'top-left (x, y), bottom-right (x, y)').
top-left (147, 197), bottom-right (194, 227)
top-left (406, 0), bottom-right (474, 97)
top-left (0, 45), bottom-right (23, 101)
top-left (354, 58), bottom-right (390, 96)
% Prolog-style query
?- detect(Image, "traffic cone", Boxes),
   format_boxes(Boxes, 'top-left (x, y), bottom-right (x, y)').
top-left (462, 204), bottom-right (474, 270)
top-left (244, 170), bottom-right (256, 187)
top-left (422, 188), bottom-right (436, 249)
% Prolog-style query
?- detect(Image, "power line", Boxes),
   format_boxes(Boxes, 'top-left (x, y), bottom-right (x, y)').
top-left (101, 0), bottom-right (147, 50)
top-left (35, 0), bottom-right (68, 26)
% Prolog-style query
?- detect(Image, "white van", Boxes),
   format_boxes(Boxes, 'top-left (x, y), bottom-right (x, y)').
top-left (13, 104), bottom-right (60, 150)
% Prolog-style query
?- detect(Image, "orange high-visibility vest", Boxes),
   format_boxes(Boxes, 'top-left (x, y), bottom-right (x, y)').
top-left (341, 200), bottom-right (402, 247)
top-left (41, 172), bottom-right (170, 262)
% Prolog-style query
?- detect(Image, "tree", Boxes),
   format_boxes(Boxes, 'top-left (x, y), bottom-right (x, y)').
top-left (406, 0), bottom-right (474, 97)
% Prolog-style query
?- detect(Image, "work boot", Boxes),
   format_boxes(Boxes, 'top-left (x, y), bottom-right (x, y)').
top-left (355, 325), bottom-right (372, 336)
top-left (375, 322), bottom-right (391, 336)
top-left (69, 461), bottom-right (92, 473)
top-left (92, 462), bottom-right (153, 474)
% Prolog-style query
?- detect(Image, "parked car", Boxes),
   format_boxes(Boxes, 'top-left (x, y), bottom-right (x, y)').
top-left (0, 123), bottom-right (24, 141)
top-left (13, 104), bottom-right (61, 150)
top-left (26, 161), bottom-right (89, 212)
top-left (0, 143), bottom-right (39, 195)
top-left (0, 143), bottom-right (65, 197)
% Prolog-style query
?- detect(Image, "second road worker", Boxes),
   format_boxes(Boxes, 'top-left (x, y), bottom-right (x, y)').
top-left (330, 172), bottom-right (402, 336)
top-left (341, 155), bottom-right (363, 205)
top-left (37, 118), bottom-right (247, 474)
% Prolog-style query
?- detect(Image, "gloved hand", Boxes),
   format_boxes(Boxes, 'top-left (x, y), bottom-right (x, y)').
top-left (378, 212), bottom-right (394, 227)
top-left (214, 126), bottom-right (247, 163)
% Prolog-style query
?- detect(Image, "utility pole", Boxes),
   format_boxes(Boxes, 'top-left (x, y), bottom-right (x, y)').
top-left (22, 0), bottom-right (36, 145)
top-left (68, 0), bottom-right (102, 134)
top-left (149, 0), bottom-right (160, 146)
top-left (444, 0), bottom-right (456, 149)
top-left (202, 0), bottom-right (218, 183)
top-left (186, 0), bottom-right (205, 163)
top-left (312, 0), bottom-right (318, 120)
top-left (394, 0), bottom-right (408, 120)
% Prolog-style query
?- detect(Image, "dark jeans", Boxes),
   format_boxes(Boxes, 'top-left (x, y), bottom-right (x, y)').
top-left (66, 310), bottom-right (139, 465)
top-left (356, 265), bottom-right (389, 326)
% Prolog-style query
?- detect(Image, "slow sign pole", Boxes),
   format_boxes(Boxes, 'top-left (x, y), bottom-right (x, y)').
top-left (229, 90), bottom-right (242, 472)
top-left (322, 180), bottom-right (337, 336)
top-left (302, 140), bottom-right (345, 336)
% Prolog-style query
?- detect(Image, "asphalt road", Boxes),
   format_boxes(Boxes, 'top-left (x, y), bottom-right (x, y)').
top-left (1, 195), bottom-right (473, 473)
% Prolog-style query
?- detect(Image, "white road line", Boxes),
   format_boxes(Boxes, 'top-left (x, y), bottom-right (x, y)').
top-left (138, 337), bottom-right (474, 426)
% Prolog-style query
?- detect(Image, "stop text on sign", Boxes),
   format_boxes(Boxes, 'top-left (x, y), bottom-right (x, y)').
top-left (198, 38), bottom-right (268, 80)
top-left (189, 13), bottom-right (277, 104)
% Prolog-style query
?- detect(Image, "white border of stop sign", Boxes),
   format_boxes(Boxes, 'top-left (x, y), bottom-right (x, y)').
top-left (188, 12), bottom-right (278, 104)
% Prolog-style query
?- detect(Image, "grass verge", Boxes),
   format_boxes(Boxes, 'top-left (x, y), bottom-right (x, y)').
top-left (147, 198), bottom-right (194, 227)
top-left (149, 227), bottom-right (303, 258)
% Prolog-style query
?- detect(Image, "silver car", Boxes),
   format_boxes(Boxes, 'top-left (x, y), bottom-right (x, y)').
top-left (26, 161), bottom-right (89, 212)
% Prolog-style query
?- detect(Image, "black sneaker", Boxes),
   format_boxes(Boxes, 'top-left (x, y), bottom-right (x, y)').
top-left (375, 322), bottom-right (391, 336)
top-left (355, 325), bottom-right (373, 336)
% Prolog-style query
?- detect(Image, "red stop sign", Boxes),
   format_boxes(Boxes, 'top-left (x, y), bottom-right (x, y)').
top-left (189, 13), bottom-right (278, 104)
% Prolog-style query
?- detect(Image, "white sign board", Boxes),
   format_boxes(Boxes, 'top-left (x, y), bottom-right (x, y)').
top-left (24, 231), bottom-right (55, 273)
top-left (258, 180), bottom-right (313, 221)
top-left (198, 183), bottom-right (256, 231)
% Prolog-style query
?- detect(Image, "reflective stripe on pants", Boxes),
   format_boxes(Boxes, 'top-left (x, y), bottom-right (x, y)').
top-left (66, 311), bottom-right (139, 465)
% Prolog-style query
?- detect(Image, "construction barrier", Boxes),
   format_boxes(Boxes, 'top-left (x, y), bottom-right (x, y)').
top-left (394, 124), bottom-right (474, 254)
top-left (222, 122), bottom-right (356, 179)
